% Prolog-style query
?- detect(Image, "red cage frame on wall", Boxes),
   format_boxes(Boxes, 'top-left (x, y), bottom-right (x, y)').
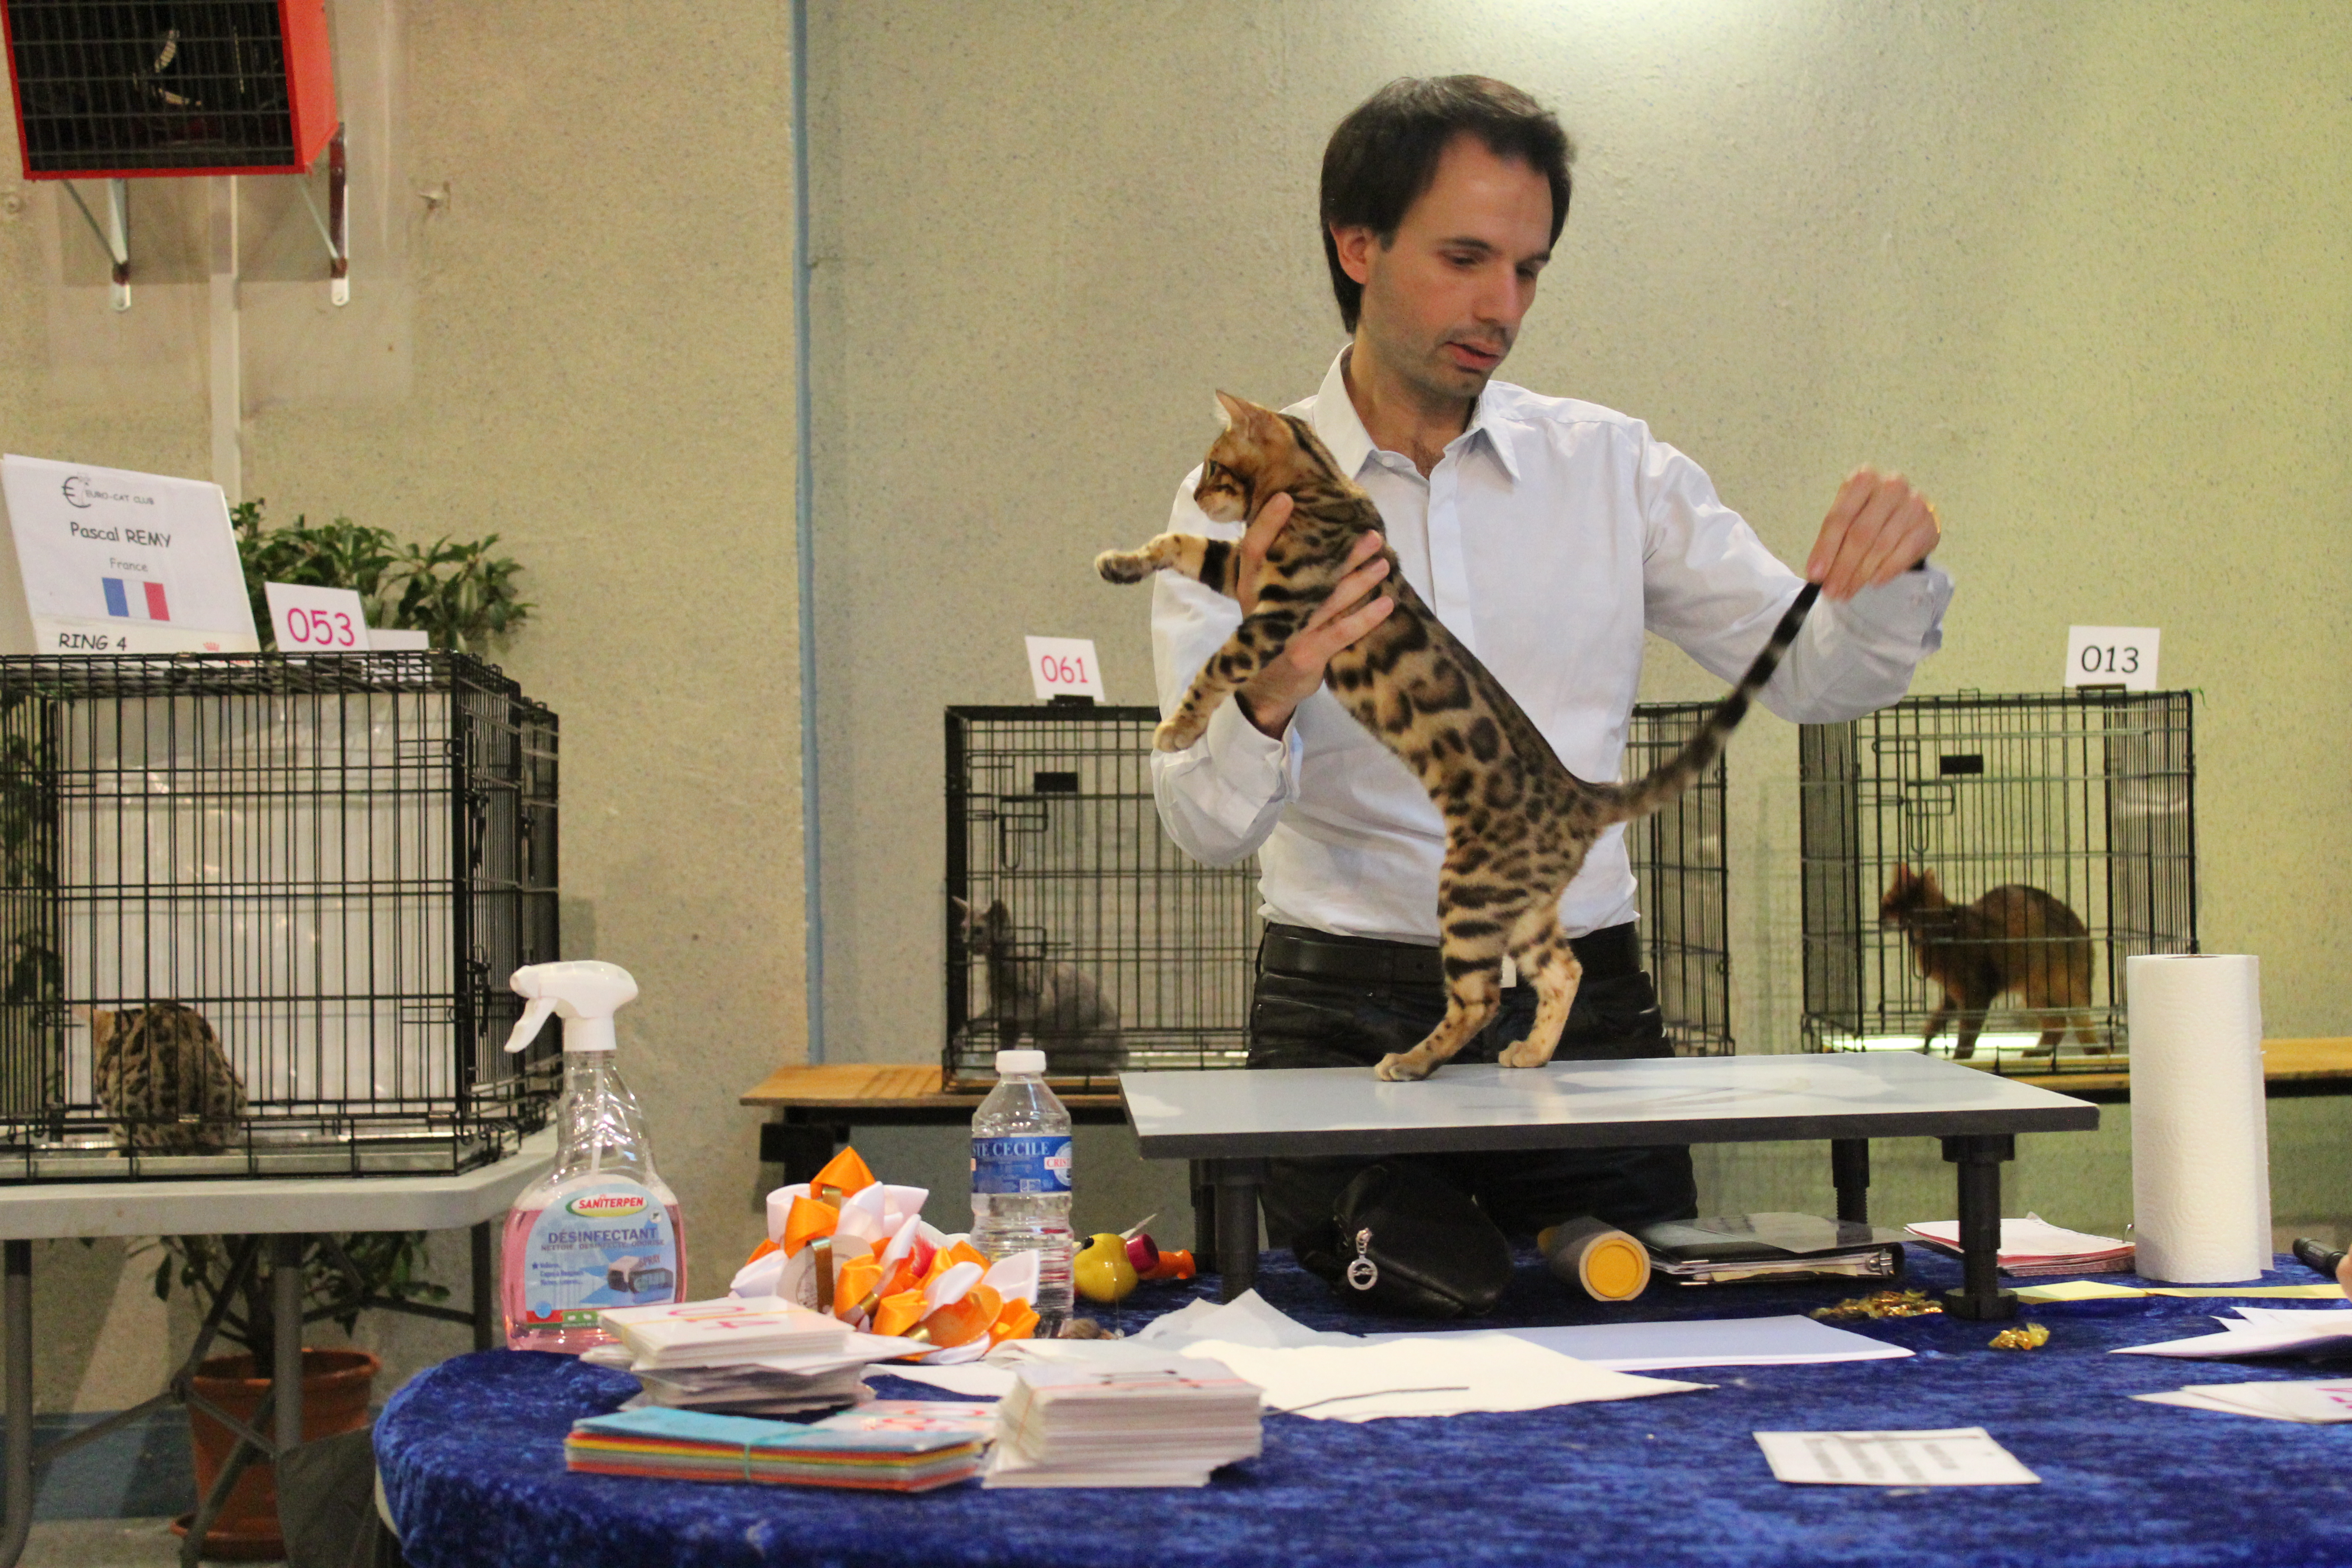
top-left (2, 0), bottom-right (336, 180)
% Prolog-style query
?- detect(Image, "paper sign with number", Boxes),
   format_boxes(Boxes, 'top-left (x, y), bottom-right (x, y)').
top-left (1025, 636), bottom-right (1104, 701)
top-left (2064, 626), bottom-right (2159, 691)
top-left (265, 583), bottom-right (373, 653)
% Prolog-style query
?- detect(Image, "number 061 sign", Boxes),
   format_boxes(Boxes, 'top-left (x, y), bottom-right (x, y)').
top-left (1025, 636), bottom-right (1104, 701)
top-left (2063, 625), bottom-right (2159, 691)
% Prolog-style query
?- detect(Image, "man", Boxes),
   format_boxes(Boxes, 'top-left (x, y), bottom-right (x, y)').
top-left (1146, 77), bottom-right (1950, 1290)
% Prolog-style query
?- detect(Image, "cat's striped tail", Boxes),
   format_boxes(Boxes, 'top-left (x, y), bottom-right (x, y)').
top-left (1592, 581), bottom-right (1821, 828)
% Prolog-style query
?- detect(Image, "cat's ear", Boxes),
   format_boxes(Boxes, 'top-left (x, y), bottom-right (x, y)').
top-left (950, 896), bottom-right (969, 921)
top-left (1918, 867), bottom-right (1942, 896)
top-left (1214, 391), bottom-right (1246, 430)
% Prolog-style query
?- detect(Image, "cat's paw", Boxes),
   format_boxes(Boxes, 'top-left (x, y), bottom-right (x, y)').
top-left (1374, 1052), bottom-right (1433, 1082)
top-left (1153, 716), bottom-right (1205, 752)
top-left (1498, 1039), bottom-right (1556, 1069)
top-left (1096, 550), bottom-right (1151, 583)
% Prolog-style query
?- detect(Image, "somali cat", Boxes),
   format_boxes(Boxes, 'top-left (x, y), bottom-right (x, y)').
top-left (1096, 391), bottom-right (1818, 1082)
top-left (1878, 865), bottom-right (2099, 1059)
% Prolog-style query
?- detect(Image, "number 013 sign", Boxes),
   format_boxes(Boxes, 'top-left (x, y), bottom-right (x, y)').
top-left (2063, 626), bottom-right (2159, 691)
top-left (1024, 636), bottom-right (1104, 701)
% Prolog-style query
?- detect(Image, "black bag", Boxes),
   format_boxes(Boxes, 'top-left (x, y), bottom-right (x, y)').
top-left (1327, 1162), bottom-right (1514, 1318)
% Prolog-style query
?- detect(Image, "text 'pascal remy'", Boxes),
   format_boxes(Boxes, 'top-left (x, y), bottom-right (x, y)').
top-left (69, 521), bottom-right (171, 548)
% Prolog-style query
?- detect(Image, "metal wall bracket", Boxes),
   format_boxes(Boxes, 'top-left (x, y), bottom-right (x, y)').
top-left (295, 124), bottom-right (352, 305)
top-left (62, 178), bottom-right (130, 311)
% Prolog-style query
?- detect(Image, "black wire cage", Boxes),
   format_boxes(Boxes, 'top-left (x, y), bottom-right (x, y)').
top-left (1799, 690), bottom-right (2196, 1074)
top-left (0, 652), bottom-right (561, 1180)
top-left (943, 701), bottom-right (1734, 1091)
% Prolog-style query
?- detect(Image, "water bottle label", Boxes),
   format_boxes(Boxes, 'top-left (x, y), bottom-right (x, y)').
top-left (512, 1178), bottom-right (679, 1331)
top-left (972, 1135), bottom-right (1073, 1195)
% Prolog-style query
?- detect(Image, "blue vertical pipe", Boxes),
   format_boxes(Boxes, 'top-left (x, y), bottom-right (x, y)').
top-left (792, 0), bottom-right (825, 1063)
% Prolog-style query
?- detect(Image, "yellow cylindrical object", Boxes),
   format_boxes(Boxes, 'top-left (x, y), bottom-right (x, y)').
top-left (1539, 1217), bottom-right (1651, 1302)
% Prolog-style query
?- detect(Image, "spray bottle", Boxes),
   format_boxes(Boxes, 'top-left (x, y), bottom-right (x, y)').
top-left (498, 960), bottom-right (686, 1352)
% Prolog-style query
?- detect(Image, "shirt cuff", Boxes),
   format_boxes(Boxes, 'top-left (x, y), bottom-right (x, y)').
top-left (1198, 691), bottom-right (1299, 793)
top-left (1838, 559), bottom-right (1954, 656)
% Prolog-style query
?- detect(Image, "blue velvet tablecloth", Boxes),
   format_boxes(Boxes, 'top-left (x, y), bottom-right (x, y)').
top-left (378, 1250), bottom-right (2352, 1568)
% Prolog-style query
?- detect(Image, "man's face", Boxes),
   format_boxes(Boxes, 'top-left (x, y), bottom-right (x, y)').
top-left (1337, 134), bottom-right (1555, 407)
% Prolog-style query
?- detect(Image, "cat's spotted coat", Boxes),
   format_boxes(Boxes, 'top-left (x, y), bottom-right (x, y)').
top-left (1098, 391), bottom-right (1818, 1081)
top-left (88, 1001), bottom-right (247, 1152)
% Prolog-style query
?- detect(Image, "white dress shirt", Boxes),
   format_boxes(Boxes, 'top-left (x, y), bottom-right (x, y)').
top-left (1147, 347), bottom-right (1954, 945)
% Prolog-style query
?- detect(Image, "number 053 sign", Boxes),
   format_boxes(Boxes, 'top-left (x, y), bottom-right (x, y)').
top-left (2064, 626), bottom-right (2159, 691)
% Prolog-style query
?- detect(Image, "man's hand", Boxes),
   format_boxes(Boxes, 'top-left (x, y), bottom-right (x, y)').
top-left (1232, 493), bottom-right (1396, 739)
top-left (1805, 467), bottom-right (1941, 601)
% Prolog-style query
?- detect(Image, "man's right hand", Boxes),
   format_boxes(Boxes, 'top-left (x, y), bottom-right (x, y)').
top-left (1232, 493), bottom-right (1395, 739)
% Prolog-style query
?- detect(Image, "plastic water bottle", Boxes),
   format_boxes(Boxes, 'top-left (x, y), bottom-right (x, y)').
top-left (970, 1048), bottom-right (1074, 1323)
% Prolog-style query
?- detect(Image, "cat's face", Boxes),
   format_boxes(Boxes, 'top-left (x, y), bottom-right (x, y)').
top-left (1194, 393), bottom-right (1311, 524)
top-left (1879, 865), bottom-right (1941, 924)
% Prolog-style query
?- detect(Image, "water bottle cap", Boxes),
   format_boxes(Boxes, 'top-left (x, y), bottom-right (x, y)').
top-left (993, 1049), bottom-right (1047, 1077)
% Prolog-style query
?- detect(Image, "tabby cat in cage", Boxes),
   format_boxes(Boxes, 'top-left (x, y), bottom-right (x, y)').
top-left (1095, 391), bottom-right (1818, 1082)
top-left (86, 1002), bottom-right (247, 1152)
top-left (952, 897), bottom-right (1122, 1073)
top-left (1878, 865), bottom-right (2100, 1059)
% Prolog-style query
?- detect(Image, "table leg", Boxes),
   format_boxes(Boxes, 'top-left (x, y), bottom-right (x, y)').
top-left (1211, 1160), bottom-right (1264, 1303)
top-left (1940, 1135), bottom-right (2018, 1320)
top-left (1831, 1138), bottom-right (1871, 1225)
top-left (0, 1240), bottom-right (30, 1568)
top-left (1190, 1160), bottom-right (1217, 1263)
top-left (470, 1220), bottom-right (496, 1352)
top-left (272, 1235), bottom-right (305, 1450)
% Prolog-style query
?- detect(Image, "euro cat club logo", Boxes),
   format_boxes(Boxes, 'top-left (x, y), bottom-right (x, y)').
top-left (61, 475), bottom-right (93, 508)
top-left (567, 1193), bottom-right (649, 1219)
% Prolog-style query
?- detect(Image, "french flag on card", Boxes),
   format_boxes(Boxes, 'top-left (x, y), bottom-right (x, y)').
top-left (101, 577), bottom-right (169, 622)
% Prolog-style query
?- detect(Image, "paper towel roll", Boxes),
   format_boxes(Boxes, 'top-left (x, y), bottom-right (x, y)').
top-left (2128, 954), bottom-right (2271, 1282)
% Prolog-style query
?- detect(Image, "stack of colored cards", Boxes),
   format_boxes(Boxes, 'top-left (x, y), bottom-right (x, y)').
top-left (983, 1357), bottom-right (1263, 1488)
top-left (1903, 1215), bottom-right (2133, 1277)
top-left (566, 1405), bottom-right (990, 1492)
top-left (588, 1299), bottom-right (901, 1416)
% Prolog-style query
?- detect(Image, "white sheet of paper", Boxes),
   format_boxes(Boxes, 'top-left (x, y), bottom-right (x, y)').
top-left (1472, 1315), bottom-right (1912, 1371)
top-left (0, 453), bottom-right (260, 653)
top-left (2115, 1308), bottom-right (2352, 1359)
top-left (1176, 1333), bottom-right (1706, 1423)
top-left (1754, 1428), bottom-right (2040, 1486)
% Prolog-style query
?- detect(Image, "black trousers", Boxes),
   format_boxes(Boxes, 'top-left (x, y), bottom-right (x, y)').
top-left (1248, 932), bottom-right (1698, 1278)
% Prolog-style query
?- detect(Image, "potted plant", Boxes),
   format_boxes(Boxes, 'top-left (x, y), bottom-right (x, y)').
top-left (230, 500), bottom-right (532, 653)
top-left (155, 1232), bottom-right (451, 1559)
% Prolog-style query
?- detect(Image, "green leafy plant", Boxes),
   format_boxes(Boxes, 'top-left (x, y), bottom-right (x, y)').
top-left (151, 1231), bottom-right (452, 1371)
top-left (231, 500), bottom-right (532, 656)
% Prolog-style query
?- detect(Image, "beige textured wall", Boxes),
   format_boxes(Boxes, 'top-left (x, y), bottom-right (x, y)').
top-left (809, 1), bottom-right (2352, 1067)
top-left (1, 0), bottom-right (801, 1409)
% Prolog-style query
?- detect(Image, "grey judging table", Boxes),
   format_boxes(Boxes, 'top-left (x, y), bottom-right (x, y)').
top-left (0, 1130), bottom-right (555, 1568)
top-left (1121, 1052), bottom-right (2098, 1321)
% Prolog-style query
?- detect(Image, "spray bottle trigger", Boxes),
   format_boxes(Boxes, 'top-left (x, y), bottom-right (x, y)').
top-left (505, 996), bottom-right (560, 1054)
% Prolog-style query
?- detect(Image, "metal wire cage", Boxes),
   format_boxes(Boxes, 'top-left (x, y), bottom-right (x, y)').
top-left (3, 0), bottom-right (338, 178)
top-left (1622, 701), bottom-right (1734, 1056)
top-left (1799, 690), bottom-right (2196, 1074)
top-left (943, 701), bottom-right (1735, 1090)
top-left (0, 652), bottom-right (560, 1180)
top-left (945, 705), bottom-right (1257, 1092)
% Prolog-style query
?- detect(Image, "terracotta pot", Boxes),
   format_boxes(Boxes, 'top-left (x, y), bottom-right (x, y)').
top-left (175, 1347), bottom-right (381, 1562)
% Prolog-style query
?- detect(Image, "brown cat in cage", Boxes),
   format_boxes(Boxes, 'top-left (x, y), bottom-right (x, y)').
top-left (85, 1001), bottom-right (247, 1152)
top-left (1878, 865), bottom-right (2100, 1060)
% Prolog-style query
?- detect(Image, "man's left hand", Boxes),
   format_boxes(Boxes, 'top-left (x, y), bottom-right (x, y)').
top-left (1804, 467), bottom-right (1941, 601)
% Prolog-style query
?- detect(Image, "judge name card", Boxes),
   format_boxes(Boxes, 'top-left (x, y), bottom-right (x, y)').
top-left (1026, 636), bottom-right (1104, 701)
top-left (264, 583), bottom-right (373, 652)
top-left (2064, 626), bottom-right (2159, 691)
top-left (0, 454), bottom-right (260, 654)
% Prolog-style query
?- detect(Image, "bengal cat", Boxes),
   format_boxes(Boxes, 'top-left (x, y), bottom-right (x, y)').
top-left (87, 1001), bottom-right (247, 1152)
top-left (1096, 391), bottom-right (1819, 1082)
top-left (1878, 865), bottom-right (2099, 1059)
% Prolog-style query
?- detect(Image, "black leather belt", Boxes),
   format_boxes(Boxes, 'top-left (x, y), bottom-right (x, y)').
top-left (1259, 920), bottom-right (1643, 988)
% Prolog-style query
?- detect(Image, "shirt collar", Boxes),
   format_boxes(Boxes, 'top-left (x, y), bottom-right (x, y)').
top-left (1308, 345), bottom-right (1521, 485)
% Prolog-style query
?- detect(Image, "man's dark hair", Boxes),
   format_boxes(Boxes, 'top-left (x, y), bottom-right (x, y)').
top-left (1319, 76), bottom-right (1575, 332)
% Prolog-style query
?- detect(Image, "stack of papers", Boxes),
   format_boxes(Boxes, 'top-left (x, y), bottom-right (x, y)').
top-left (984, 1357), bottom-right (1264, 1488)
top-left (2115, 1306), bottom-right (2352, 1360)
top-left (1638, 1213), bottom-right (1906, 1286)
top-left (1177, 1333), bottom-right (1709, 1422)
top-left (589, 1300), bottom-right (898, 1416)
top-left (1904, 1215), bottom-right (2133, 1276)
top-left (566, 1405), bottom-right (987, 1492)
top-left (2132, 1379), bottom-right (2352, 1422)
